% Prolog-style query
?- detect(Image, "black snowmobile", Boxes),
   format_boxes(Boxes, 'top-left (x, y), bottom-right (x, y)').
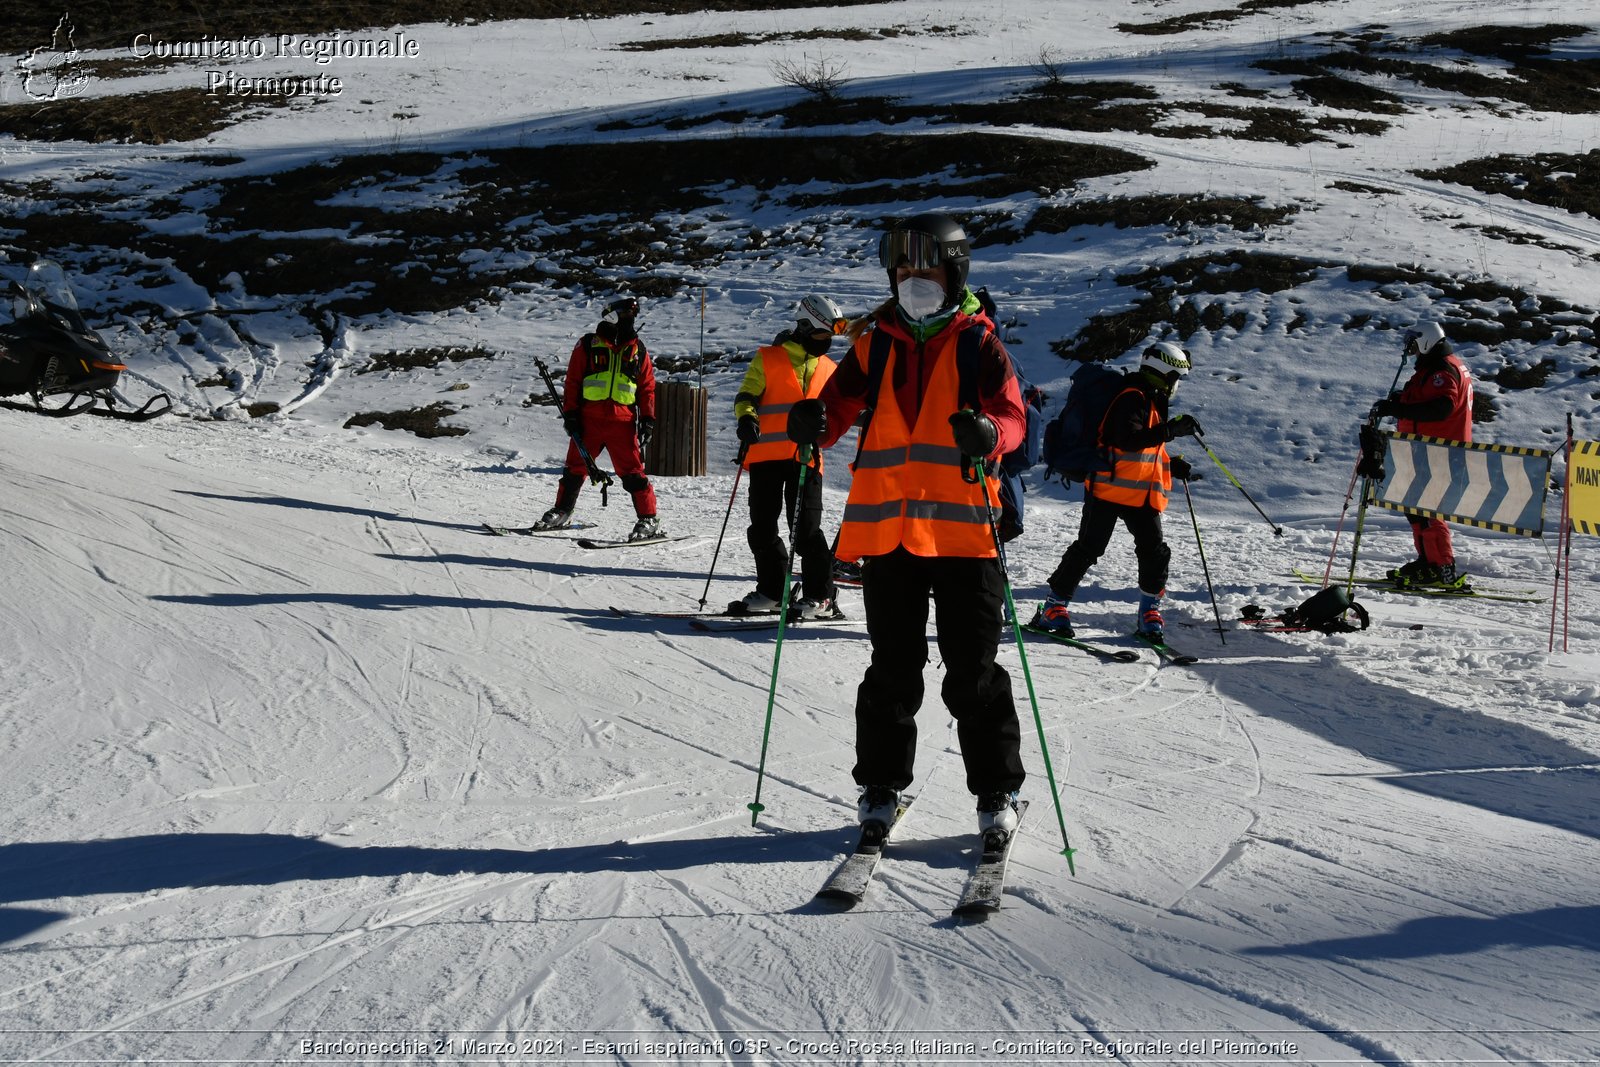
top-left (0, 259), bottom-right (171, 421)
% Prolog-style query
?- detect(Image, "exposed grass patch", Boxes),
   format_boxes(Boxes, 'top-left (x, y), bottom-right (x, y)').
top-left (344, 401), bottom-right (468, 438)
top-left (6, 133), bottom-right (1153, 317)
top-left (1489, 359), bottom-right (1558, 390)
top-left (1117, 0), bottom-right (1320, 36)
top-left (1416, 149), bottom-right (1600, 220)
top-left (0, 88), bottom-right (298, 144)
top-left (359, 344), bottom-right (496, 374)
top-left (619, 25), bottom-right (967, 51)
top-left (0, 1), bottom-right (891, 54)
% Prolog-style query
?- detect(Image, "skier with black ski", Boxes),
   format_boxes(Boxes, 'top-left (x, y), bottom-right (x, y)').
top-left (730, 295), bottom-right (845, 618)
top-left (785, 212), bottom-right (1029, 867)
top-left (1029, 342), bottom-right (1201, 654)
top-left (531, 296), bottom-right (665, 542)
top-left (1370, 321), bottom-right (1474, 589)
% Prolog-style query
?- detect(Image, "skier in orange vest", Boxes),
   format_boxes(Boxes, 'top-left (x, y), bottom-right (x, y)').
top-left (730, 295), bottom-right (846, 618)
top-left (785, 212), bottom-right (1028, 843)
top-left (1030, 342), bottom-right (1200, 640)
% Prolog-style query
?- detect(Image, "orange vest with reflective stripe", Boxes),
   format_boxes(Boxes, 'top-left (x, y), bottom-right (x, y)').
top-left (1089, 386), bottom-right (1171, 511)
top-left (836, 330), bottom-right (1000, 562)
top-left (743, 345), bottom-right (834, 470)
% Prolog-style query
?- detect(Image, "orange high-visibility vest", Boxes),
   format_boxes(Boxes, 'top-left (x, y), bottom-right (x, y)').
top-left (836, 330), bottom-right (1000, 561)
top-left (1089, 386), bottom-right (1171, 511)
top-left (743, 344), bottom-right (834, 470)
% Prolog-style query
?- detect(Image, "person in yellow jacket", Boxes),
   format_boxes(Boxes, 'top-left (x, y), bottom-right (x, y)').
top-left (785, 212), bottom-right (1028, 844)
top-left (730, 295), bottom-right (846, 618)
top-left (1030, 342), bottom-right (1200, 640)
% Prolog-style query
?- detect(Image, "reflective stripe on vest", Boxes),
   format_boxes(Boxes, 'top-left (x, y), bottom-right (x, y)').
top-left (835, 330), bottom-right (999, 561)
top-left (744, 345), bottom-right (833, 469)
top-left (1090, 387), bottom-right (1170, 511)
top-left (581, 336), bottom-right (641, 405)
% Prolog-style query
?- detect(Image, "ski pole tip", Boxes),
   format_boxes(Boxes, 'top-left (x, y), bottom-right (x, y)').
top-left (1061, 846), bottom-right (1078, 878)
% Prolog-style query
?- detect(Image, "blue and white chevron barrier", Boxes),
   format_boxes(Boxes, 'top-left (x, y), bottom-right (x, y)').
top-left (1374, 431), bottom-right (1553, 537)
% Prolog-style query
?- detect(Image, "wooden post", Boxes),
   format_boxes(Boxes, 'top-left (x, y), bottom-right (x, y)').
top-left (647, 380), bottom-right (707, 477)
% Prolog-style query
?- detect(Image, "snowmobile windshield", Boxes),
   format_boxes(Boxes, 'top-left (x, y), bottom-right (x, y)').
top-left (26, 260), bottom-right (81, 314)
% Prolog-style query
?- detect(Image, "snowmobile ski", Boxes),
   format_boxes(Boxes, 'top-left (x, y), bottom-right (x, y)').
top-left (954, 800), bottom-right (1030, 917)
top-left (817, 795), bottom-right (915, 904)
top-left (1021, 624), bottom-right (1140, 663)
top-left (1131, 631), bottom-right (1200, 665)
top-left (1290, 569), bottom-right (1540, 603)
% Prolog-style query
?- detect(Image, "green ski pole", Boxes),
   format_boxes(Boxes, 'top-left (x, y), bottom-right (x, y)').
top-left (747, 446), bottom-right (814, 825)
top-left (1194, 433), bottom-right (1282, 537)
top-left (970, 454), bottom-right (1078, 876)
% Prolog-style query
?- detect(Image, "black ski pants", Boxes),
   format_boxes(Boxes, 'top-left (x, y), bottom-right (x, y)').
top-left (746, 459), bottom-right (833, 601)
top-left (1047, 492), bottom-right (1171, 598)
top-left (852, 548), bottom-right (1025, 797)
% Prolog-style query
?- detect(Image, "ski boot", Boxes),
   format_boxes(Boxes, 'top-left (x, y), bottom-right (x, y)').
top-left (1029, 595), bottom-right (1073, 637)
top-left (729, 589), bottom-right (781, 615)
top-left (977, 790), bottom-right (1021, 848)
top-left (532, 506), bottom-right (572, 531)
top-left (857, 785), bottom-right (900, 832)
top-left (1136, 592), bottom-right (1165, 640)
top-left (628, 516), bottom-right (663, 542)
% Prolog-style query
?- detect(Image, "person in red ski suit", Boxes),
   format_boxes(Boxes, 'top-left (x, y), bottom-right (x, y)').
top-left (535, 297), bottom-right (663, 541)
top-left (1372, 321), bottom-right (1474, 587)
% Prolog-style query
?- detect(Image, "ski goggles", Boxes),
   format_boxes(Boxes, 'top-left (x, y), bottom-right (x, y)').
top-left (602, 297), bottom-right (639, 324)
top-left (878, 229), bottom-right (951, 271)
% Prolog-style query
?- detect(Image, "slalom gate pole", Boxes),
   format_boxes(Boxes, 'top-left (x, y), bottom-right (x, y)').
top-left (971, 455), bottom-right (1078, 876)
top-left (699, 443), bottom-right (749, 611)
top-left (1194, 434), bottom-right (1283, 537)
top-left (1329, 350), bottom-right (1410, 583)
top-left (535, 357), bottom-right (614, 506)
top-left (1182, 477), bottom-right (1226, 644)
top-left (1550, 415), bottom-right (1573, 652)
top-left (748, 447), bottom-right (814, 825)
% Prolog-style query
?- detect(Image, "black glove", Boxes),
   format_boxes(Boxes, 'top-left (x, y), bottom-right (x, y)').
top-left (1170, 455), bottom-right (1194, 482)
top-left (787, 398), bottom-right (826, 445)
top-left (948, 409), bottom-right (998, 458)
top-left (1357, 422), bottom-right (1388, 481)
top-left (736, 414), bottom-right (761, 445)
top-left (561, 409), bottom-right (583, 438)
top-left (1371, 398), bottom-right (1401, 419)
top-left (637, 416), bottom-right (655, 450)
top-left (1165, 414), bottom-right (1202, 440)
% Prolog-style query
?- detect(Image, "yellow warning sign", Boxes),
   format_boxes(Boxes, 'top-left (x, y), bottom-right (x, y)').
top-left (1571, 440), bottom-right (1600, 535)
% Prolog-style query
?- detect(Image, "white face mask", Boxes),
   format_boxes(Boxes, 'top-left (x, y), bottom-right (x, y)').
top-left (897, 276), bottom-right (947, 321)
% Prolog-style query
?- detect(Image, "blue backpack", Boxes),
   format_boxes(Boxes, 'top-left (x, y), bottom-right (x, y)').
top-left (1041, 360), bottom-right (1128, 486)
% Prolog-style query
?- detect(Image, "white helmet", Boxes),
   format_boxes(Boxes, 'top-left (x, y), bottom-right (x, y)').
top-left (1140, 341), bottom-right (1191, 377)
top-left (1404, 321), bottom-right (1448, 357)
top-left (797, 293), bottom-right (845, 334)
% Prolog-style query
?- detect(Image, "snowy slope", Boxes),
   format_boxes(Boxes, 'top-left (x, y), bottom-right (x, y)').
top-left (3, 1), bottom-right (1600, 1064)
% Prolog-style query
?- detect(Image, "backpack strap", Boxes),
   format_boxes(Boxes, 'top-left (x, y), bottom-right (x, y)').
top-left (849, 327), bottom-right (896, 470)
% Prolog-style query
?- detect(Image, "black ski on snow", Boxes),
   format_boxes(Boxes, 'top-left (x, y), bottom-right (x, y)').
top-left (816, 795), bottom-right (914, 904)
top-left (1290, 568), bottom-right (1540, 603)
top-left (1131, 631), bottom-right (1200, 665)
top-left (691, 603), bottom-right (848, 632)
top-left (953, 800), bottom-right (1030, 917)
top-left (1020, 624), bottom-right (1140, 663)
top-left (576, 535), bottom-right (692, 550)
top-left (481, 521), bottom-right (596, 536)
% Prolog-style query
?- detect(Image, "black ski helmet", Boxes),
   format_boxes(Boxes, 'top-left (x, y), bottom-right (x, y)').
top-left (879, 212), bottom-right (970, 313)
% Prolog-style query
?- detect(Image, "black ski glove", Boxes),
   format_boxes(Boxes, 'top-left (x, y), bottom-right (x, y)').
top-left (787, 398), bottom-right (826, 445)
top-left (561, 409), bottom-right (583, 438)
top-left (1357, 422), bottom-right (1388, 481)
top-left (948, 409), bottom-right (999, 458)
top-left (736, 414), bottom-right (761, 445)
top-left (1165, 414), bottom-right (1202, 440)
top-left (1371, 397), bottom-right (1402, 419)
top-left (1170, 455), bottom-right (1195, 482)
top-left (637, 416), bottom-right (655, 450)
